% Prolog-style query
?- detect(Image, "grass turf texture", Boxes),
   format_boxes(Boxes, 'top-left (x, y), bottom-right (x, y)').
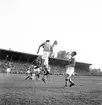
top-left (0, 73), bottom-right (102, 105)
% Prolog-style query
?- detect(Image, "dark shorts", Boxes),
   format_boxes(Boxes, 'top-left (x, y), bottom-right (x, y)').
top-left (43, 70), bottom-right (49, 75)
top-left (42, 66), bottom-right (49, 75)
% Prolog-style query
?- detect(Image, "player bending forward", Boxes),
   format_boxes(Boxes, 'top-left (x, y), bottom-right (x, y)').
top-left (65, 51), bottom-right (77, 87)
top-left (25, 64), bottom-right (41, 80)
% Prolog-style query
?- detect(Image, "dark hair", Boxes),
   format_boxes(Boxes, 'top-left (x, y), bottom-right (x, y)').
top-left (46, 40), bottom-right (50, 42)
top-left (72, 51), bottom-right (77, 56)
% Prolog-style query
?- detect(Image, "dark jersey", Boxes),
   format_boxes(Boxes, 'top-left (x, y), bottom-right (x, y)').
top-left (69, 57), bottom-right (76, 67)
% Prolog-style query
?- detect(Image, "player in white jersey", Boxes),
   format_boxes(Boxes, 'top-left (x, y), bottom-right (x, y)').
top-left (6, 61), bottom-right (12, 74)
top-left (37, 40), bottom-right (57, 82)
top-left (6, 68), bottom-right (11, 74)
top-left (65, 51), bottom-right (77, 87)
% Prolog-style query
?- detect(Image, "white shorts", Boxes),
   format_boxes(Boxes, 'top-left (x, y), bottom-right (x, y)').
top-left (27, 70), bottom-right (30, 74)
top-left (34, 68), bottom-right (41, 74)
top-left (32, 74), bottom-right (36, 80)
top-left (42, 52), bottom-right (50, 66)
top-left (66, 67), bottom-right (74, 77)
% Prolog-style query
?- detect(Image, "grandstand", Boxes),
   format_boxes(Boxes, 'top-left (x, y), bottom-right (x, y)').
top-left (0, 48), bottom-right (92, 74)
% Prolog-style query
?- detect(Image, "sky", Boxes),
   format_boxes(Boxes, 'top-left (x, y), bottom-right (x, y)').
top-left (0, 0), bottom-right (102, 69)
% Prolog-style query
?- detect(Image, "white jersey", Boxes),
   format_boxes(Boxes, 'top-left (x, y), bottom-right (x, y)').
top-left (6, 68), bottom-right (11, 73)
top-left (43, 42), bottom-right (51, 52)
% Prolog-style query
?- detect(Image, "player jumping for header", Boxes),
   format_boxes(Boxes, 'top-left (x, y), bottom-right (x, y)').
top-left (37, 40), bottom-right (58, 83)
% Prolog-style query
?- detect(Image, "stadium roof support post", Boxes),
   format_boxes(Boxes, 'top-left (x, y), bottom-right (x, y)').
top-left (19, 56), bottom-right (22, 63)
top-left (10, 55), bottom-right (13, 62)
top-left (27, 57), bottom-right (29, 63)
top-left (6, 54), bottom-right (8, 61)
top-left (26, 56), bottom-right (30, 64)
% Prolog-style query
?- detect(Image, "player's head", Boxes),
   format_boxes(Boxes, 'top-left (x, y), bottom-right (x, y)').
top-left (46, 40), bottom-right (50, 42)
top-left (71, 51), bottom-right (77, 57)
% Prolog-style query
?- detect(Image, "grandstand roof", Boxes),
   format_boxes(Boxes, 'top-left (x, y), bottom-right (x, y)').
top-left (0, 48), bottom-right (92, 71)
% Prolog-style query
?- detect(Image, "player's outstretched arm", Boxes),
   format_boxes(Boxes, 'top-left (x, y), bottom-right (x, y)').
top-left (51, 40), bottom-right (58, 52)
top-left (37, 43), bottom-right (44, 54)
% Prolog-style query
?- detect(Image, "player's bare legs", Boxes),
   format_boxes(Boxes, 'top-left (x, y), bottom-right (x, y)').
top-left (65, 74), bottom-right (75, 87)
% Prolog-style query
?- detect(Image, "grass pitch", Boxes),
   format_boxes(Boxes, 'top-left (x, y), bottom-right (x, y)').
top-left (0, 73), bottom-right (102, 105)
